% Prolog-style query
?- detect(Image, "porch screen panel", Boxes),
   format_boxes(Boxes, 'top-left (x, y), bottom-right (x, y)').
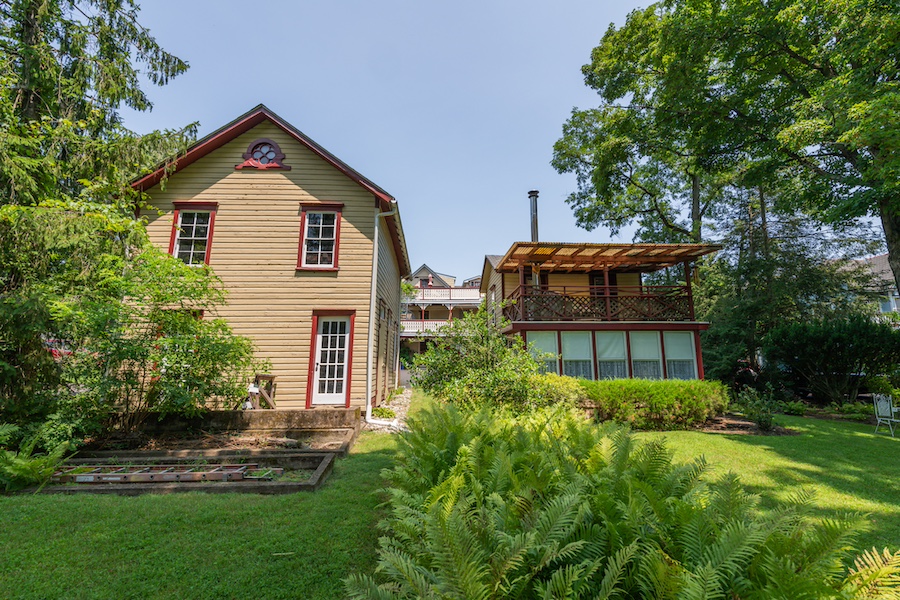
top-left (561, 331), bottom-right (593, 379)
top-left (663, 331), bottom-right (697, 380)
top-left (595, 331), bottom-right (627, 379)
top-left (630, 331), bottom-right (662, 380)
top-left (527, 331), bottom-right (558, 374)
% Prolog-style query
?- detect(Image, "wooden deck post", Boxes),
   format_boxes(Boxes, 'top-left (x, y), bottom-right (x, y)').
top-left (603, 268), bottom-right (611, 320)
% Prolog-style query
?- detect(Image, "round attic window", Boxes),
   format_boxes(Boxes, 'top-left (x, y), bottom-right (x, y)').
top-left (236, 138), bottom-right (290, 170)
top-left (252, 143), bottom-right (277, 164)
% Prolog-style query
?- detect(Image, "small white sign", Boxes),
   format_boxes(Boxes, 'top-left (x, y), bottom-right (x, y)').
top-left (248, 384), bottom-right (260, 394)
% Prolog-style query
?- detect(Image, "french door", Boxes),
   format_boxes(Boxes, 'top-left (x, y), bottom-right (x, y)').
top-left (311, 316), bottom-right (350, 405)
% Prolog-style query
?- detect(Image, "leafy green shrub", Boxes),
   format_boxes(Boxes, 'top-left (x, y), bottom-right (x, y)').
top-left (576, 378), bottom-right (728, 429)
top-left (781, 400), bottom-right (808, 416)
top-left (0, 206), bottom-right (267, 444)
top-left (412, 306), bottom-right (577, 411)
top-left (371, 406), bottom-right (396, 419)
top-left (0, 423), bottom-right (69, 492)
top-left (763, 315), bottom-right (900, 405)
top-left (734, 385), bottom-right (777, 431)
top-left (347, 404), bottom-right (900, 598)
top-left (528, 372), bottom-right (584, 406)
top-left (828, 401), bottom-right (873, 422)
top-left (867, 375), bottom-right (900, 398)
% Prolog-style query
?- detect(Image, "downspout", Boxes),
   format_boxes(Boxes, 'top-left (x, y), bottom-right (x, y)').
top-left (366, 203), bottom-right (400, 428)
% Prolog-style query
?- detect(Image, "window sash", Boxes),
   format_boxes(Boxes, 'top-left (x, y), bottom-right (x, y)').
top-left (563, 360), bottom-right (593, 379)
top-left (174, 211), bottom-right (211, 266)
top-left (595, 331), bottom-right (626, 360)
top-left (302, 211), bottom-right (338, 267)
top-left (630, 331), bottom-right (661, 380)
top-left (598, 360), bottom-right (627, 380)
top-left (667, 359), bottom-right (696, 380)
top-left (632, 360), bottom-right (662, 380)
top-left (527, 331), bottom-right (558, 375)
top-left (663, 332), bottom-right (694, 360)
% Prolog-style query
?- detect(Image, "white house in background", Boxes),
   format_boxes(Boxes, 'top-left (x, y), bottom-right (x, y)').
top-left (401, 264), bottom-right (483, 352)
top-left (861, 253), bottom-right (900, 314)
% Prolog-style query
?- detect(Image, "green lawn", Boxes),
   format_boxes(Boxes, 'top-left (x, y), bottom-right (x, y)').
top-left (2, 402), bottom-right (898, 599)
top-left (638, 415), bottom-right (900, 552)
top-left (0, 431), bottom-right (400, 600)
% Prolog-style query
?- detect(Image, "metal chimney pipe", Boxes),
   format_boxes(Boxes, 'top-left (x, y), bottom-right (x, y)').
top-left (528, 190), bottom-right (539, 242)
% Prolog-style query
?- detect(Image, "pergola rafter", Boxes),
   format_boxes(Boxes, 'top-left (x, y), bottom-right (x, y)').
top-left (496, 242), bottom-right (722, 273)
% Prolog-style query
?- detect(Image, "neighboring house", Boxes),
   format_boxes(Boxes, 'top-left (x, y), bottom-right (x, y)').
top-left (861, 253), bottom-right (900, 315)
top-left (481, 242), bottom-right (720, 380)
top-left (401, 264), bottom-right (483, 352)
top-left (133, 105), bottom-right (411, 410)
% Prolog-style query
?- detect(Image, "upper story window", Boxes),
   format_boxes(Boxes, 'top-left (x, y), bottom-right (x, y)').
top-left (169, 202), bottom-right (217, 266)
top-left (297, 202), bottom-right (343, 270)
top-left (235, 138), bottom-right (290, 170)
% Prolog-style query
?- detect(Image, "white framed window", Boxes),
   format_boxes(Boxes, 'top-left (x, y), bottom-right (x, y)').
top-left (595, 331), bottom-right (628, 379)
top-left (630, 331), bottom-right (662, 380)
top-left (171, 203), bottom-right (217, 266)
top-left (561, 331), bottom-right (593, 379)
top-left (527, 331), bottom-right (559, 374)
top-left (664, 331), bottom-right (697, 380)
top-left (298, 203), bottom-right (343, 270)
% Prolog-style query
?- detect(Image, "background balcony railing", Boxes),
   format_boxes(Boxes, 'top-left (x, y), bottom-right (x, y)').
top-left (400, 319), bottom-right (451, 336)
top-left (503, 285), bottom-right (694, 322)
top-left (405, 287), bottom-right (482, 303)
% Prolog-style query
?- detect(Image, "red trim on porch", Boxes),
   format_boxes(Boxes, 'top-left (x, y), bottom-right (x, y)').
top-left (694, 330), bottom-right (705, 380)
top-left (556, 330), bottom-right (563, 375)
top-left (659, 331), bottom-right (668, 379)
top-left (506, 321), bottom-right (710, 333)
top-left (625, 331), bottom-right (634, 378)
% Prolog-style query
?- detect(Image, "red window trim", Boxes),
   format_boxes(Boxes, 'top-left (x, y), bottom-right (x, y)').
top-left (297, 202), bottom-right (344, 271)
top-left (305, 310), bottom-right (356, 409)
top-left (168, 202), bottom-right (219, 266)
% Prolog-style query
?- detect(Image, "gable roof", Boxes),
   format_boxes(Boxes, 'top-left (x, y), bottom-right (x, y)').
top-left (131, 104), bottom-right (410, 276)
top-left (411, 264), bottom-right (454, 287)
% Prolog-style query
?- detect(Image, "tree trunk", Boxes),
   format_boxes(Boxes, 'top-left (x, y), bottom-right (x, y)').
top-left (17, 0), bottom-right (45, 122)
top-left (758, 186), bottom-right (770, 263)
top-left (878, 197), bottom-right (900, 294)
top-left (691, 172), bottom-right (702, 243)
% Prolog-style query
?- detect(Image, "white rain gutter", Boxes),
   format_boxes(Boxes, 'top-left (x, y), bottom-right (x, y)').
top-left (365, 204), bottom-right (400, 429)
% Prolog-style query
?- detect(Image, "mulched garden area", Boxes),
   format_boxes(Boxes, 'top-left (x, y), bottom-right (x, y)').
top-left (699, 414), bottom-right (798, 436)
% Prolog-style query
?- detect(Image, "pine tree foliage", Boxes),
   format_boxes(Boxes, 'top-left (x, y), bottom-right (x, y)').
top-left (347, 405), bottom-right (900, 599)
top-left (0, 0), bottom-right (194, 207)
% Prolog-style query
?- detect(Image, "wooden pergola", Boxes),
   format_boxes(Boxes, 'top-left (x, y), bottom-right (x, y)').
top-left (495, 242), bottom-right (722, 274)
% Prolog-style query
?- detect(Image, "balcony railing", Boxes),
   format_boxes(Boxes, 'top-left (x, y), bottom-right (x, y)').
top-left (400, 319), bottom-right (451, 336)
top-left (405, 287), bottom-right (482, 303)
top-left (503, 285), bottom-right (694, 322)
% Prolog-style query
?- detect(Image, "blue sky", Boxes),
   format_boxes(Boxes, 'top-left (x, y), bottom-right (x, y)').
top-left (121, 1), bottom-right (645, 280)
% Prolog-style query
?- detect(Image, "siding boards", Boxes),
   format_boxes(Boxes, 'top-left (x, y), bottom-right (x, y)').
top-left (374, 217), bottom-right (401, 403)
top-left (143, 121), bottom-right (389, 409)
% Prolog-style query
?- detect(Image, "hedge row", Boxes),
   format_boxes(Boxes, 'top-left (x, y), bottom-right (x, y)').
top-left (576, 378), bottom-right (729, 429)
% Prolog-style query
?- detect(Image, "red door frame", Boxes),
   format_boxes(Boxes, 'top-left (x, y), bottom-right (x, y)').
top-left (305, 310), bottom-right (356, 408)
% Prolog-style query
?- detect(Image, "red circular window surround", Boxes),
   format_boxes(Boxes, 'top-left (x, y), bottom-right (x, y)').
top-left (236, 138), bottom-right (290, 170)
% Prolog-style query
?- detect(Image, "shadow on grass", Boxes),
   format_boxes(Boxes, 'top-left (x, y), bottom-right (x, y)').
top-left (715, 415), bottom-right (900, 550)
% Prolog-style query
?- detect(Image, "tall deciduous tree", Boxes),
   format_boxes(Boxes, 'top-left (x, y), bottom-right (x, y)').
top-left (555, 0), bottom-right (900, 290)
top-left (0, 0), bottom-right (192, 206)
